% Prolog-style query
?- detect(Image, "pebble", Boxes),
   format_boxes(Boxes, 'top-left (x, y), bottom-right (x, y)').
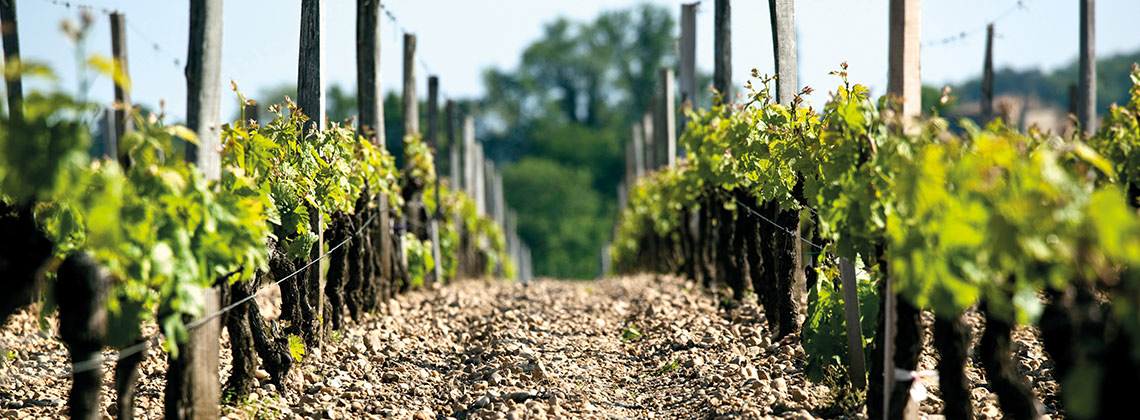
top-left (772, 378), bottom-right (787, 393)
top-left (474, 395), bottom-right (490, 408)
top-left (788, 387), bottom-right (808, 402)
top-left (254, 369), bottom-right (270, 380)
top-left (740, 365), bottom-right (758, 380)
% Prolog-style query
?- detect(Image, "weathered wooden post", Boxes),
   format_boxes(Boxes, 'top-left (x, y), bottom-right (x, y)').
top-left (888, 0), bottom-right (921, 119)
top-left (475, 144), bottom-right (486, 216)
top-left (296, 0), bottom-right (326, 347)
top-left (101, 107), bottom-right (117, 159)
top-left (398, 33), bottom-right (418, 290)
top-left (1077, 0), bottom-right (1096, 133)
top-left (632, 124), bottom-right (645, 176)
top-left (714, 0), bottom-right (732, 103)
top-left (356, 0), bottom-right (384, 144)
top-left (878, 3), bottom-right (921, 418)
top-left (402, 33), bottom-right (418, 139)
top-left (110, 11), bottom-right (133, 166)
top-left (1, 0), bottom-right (22, 121)
top-left (493, 170), bottom-right (505, 229)
top-left (981, 24), bottom-right (994, 122)
top-left (484, 159), bottom-right (496, 221)
top-left (679, 2), bottom-right (697, 114)
top-left (427, 75), bottom-right (442, 285)
top-left (642, 112), bottom-right (656, 169)
top-left (768, 0), bottom-right (797, 105)
top-left (169, 1), bottom-right (223, 418)
top-left (839, 258), bottom-right (867, 390)
top-left (464, 116), bottom-right (477, 195)
top-left (447, 100), bottom-right (460, 189)
top-left (658, 68), bottom-right (677, 166)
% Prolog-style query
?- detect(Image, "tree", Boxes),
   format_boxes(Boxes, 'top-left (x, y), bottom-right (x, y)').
top-left (481, 4), bottom-right (677, 279)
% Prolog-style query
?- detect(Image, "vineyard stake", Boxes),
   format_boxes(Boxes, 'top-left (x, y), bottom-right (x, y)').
top-left (714, 0), bottom-right (732, 103)
top-left (888, 0), bottom-right (921, 119)
top-left (446, 100), bottom-right (460, 191)
top-left (0, 0), bottom-right (21, 121)
top-left (679, 2), bottom-right (697, 119)
top-left (402, 33), bottom-right (418, 138)
top-left (632, 123), bottom-right (645, 176)
top-left (379, 192), bottom-right (392, 289)
top-left (475, 143), bottom-right (486, 216)
top-left (356, 0), bottom-right (384, 146)
top-left (768, 0), bottom-right (797, 105)
top-left (110, 12), bottom-right (133, 166)
top-left (296, 0), bottom-right (326, 345)
top-left (658, 68), bottom-right (677, 167)
top-left (169, 1), bottom-right (224, 417)
top-left (464, 116), bottom-right (477, 200)
top-left (493, 169), bottom-right (505, 230)
top-left (839, 258), bottom-right (867, 390)
top-left (643, 111), bottom-right (656, 170)
top-left (1077, 0), bottom-right (1096, 133)
top-left (185, 0), bottom-right (223, 180)
top-left (981, 24), bottom-right (995, 122)
top-left (483, 159), bottom-right (495, 221)
top-left (427, 75), bottom-right (442, 285)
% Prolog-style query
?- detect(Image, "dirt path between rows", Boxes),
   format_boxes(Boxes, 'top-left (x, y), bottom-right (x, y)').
top-left (1, 275), bottom-right (1059, 420)
top-left (1, 275), bottom-right (823, 420)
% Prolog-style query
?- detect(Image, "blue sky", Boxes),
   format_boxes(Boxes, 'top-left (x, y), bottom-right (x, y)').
top-left (16, 0), bottom-right (1140, 122)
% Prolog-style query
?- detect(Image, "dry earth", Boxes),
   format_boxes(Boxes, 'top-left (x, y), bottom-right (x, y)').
top-left (1, 275), bottom-right (1059, 419)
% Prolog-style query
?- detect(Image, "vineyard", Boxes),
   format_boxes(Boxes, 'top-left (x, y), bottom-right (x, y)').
top-left (2, 0), bottom-right (1138, 419)
top-left (612, 67), bottom-right (1140, 419)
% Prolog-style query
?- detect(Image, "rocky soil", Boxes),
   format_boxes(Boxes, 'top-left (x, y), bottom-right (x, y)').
top-left (1, 275), bottom-right (1060, 419)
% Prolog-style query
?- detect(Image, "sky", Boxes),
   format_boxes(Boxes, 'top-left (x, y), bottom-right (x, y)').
top-left (15, 0), bottom-right (1140, 123)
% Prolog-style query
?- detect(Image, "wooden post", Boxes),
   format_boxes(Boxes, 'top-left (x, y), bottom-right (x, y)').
top-left (402, 33), bottom-right (418, 138)
top-left (164, 287), bottom-right (220, 420)
top-left (242, 102), bottom-right (259, 125)
top-left (167, 2), bottom-right (223, 418)
top-left (483, 159), bottom-right (495, 220)
top-left (296, 0), bottom-right (325, 345)
top-left (356, 0), bottom-right (384, 145)
top-left (101, 107), bottom-right (117, 159)
top-left (464, 116), bottom-right (476, 195)
top-left (714, 0), bottom-right (732, 103)
top-left (110, 12), bottom-right (133, 166)
top-left (493, 170), bottom-right (505, 229)
top-left (883, 276), bottom-right (896, 420)
top-left (679, 3), bottom-right (697, 113)
top-left (378, 192), bottom-right (392, 288)
top-left (0, 0), bottom-right (22, 121)
top-left (839, 258), bottom-right (867, 390)
top-left (658, 68), bottom-right (677, 167)
top-left (981, 24), bottom-right (994, 122)
top-left (642, 112), bottom-right (656, 170)
top-left (474, 143), bottom-right (486, 215)
top-left (632, 124), bottom-right (645, 176)
top-left (769, 0), bottom-right (797, 105)
top-left (1078, 0), bottom-right (1096, 133)
top-left (887, 0), bottom-right (921, 119)
top-left (446, 100), bottom-right (460, 187)
top-left (426, 76), bottom-right (440, 151)
top-left (426, 76), bottom-right (442, 285)
top-left (185, 0), bottom-right (223, 180)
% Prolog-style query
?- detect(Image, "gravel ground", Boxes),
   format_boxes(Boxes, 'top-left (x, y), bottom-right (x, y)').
top-left (0, 275), bottom-right (1060, 419)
